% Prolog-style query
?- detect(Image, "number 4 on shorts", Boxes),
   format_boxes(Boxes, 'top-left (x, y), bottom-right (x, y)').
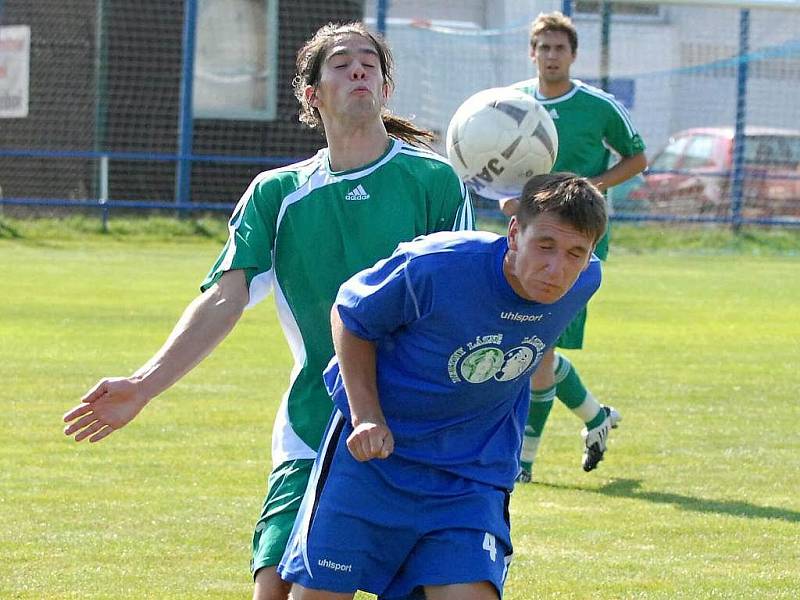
top-left (482, 532), bottom-right (497, 562)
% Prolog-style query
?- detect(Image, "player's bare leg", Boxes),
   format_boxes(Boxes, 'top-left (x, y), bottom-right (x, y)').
top-left (253, 566), bottom-right (292, 600)
top-left (289, 583), bottom-right (354, 600)
top-left (518, 348), bottom-right (557, 481)
top-left (424, 581), bottom-right (498, 600)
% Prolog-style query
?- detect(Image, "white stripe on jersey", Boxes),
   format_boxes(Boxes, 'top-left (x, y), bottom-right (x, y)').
top-left (397, 143), bottom-right (449, 162)
top-left (575, 81), bottom-right (639, 138)
top-left (397, 143), bottom-right (475, 231)
top-left (401, 253), bottom-right (423, 320)
top-left (220, 169), bottom-right (273, 274)
top-left (529, 79), bottom-right (639, 139)
top-left (247, 268), bottom-right (275, 309)
top-left (270, 278), bottom-right (317, 464)
top-left (229, 140), bottom-right (407, 284)
top-left (531, 80), bottom-right (580, 104)
top-left (222, 153), bottom-right (321, 279)
top-left (272, 139), bottom-right (405, 233)
top-left (454, 189), bottom-right (476, 231)
top-left (296, 410), bottom-right (347, 579)
top-left (325, 138), bottom-right (404, 181)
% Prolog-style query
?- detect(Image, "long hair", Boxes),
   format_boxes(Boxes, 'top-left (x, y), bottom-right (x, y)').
top-left (293, 22), bottom-right (434, 146)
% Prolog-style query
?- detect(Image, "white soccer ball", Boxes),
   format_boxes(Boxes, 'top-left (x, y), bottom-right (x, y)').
top-left (446, 87), bottom-right (559, 200)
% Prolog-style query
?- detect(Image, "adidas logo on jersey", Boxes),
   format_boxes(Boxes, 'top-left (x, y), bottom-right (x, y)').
top-left (549, 108), bottom-right (559, 120)
top-left (345, 184), bottom-right (370, 201)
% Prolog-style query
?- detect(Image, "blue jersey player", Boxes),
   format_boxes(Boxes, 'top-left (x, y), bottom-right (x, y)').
top-left (278, 173), bottom-right (608, 600)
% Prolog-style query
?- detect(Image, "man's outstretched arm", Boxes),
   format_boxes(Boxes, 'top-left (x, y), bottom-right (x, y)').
top-left (63, 269), bottom-right (249, 443)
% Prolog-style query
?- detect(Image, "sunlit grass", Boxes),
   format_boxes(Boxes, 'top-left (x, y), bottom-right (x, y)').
top-left (2, 228), bottom-right (798, 598)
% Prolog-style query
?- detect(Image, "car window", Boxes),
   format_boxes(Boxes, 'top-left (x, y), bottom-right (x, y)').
top-left (682, 135), bottom-right (717, 169)
top-left (650, 136), bottom-right (690, 170)
top-left (744, 135), bottom-right (800, 168)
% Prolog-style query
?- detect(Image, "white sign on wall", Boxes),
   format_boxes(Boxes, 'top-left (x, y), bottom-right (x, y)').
top-left (193, 0), bottom-right (278, 121)
top-left (0, 25), bottom-right (31, 118)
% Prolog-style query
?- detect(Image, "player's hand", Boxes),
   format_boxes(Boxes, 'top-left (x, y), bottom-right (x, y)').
top-left (346, 422), bottom-right (394, 462)
top-left (498, 196), bottom-right (520, 217)
top-left (588, 177), bottom-right (607, 193)
top-left (63, 377), bottom-right (149, 443)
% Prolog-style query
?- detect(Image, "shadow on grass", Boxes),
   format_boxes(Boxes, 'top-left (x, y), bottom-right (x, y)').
top-left (541, 478), bottom-right (800, 523)
top-left (0, 220), bottom-right (22, 239)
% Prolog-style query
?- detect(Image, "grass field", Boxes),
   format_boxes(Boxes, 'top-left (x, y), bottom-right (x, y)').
top-left (2, 219), bottom-right (799, 599)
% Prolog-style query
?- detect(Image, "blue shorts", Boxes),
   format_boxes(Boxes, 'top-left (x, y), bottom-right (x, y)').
top-left (277, 411), bottom-right (513, 598)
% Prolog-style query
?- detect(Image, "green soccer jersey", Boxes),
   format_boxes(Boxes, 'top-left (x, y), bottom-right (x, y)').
top-left (512, 78), bottom-right (646, 178)
top-left (201, 138), bottom-right (475, 465)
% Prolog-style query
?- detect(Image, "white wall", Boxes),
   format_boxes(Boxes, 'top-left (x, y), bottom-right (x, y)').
top-left (364, 1), bottom-right (800, 155)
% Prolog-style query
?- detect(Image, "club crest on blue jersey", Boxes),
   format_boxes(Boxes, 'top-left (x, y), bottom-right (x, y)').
top-left (447, 334), bottom-right (545, 384)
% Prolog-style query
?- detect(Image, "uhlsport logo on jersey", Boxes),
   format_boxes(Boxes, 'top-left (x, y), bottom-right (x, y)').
top-left (447, 333), bottom-right (546, 384)
top-left (345, 184), bottom-right (370, 201)
top-left (500, 311), bottom-right (546, 323)
top-left (549, 108), bottom-right (559, 120)
top-left (318, 558), bottom-right (352, 572)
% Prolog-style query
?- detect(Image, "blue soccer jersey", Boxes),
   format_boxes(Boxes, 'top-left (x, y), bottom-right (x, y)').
top-left (324, 230), bottom-right (601, 490)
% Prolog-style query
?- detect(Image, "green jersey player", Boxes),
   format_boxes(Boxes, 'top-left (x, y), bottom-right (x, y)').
top-left (63, 22), bottom-right (473, 600)
top-left (501, 11), bottom-right (646, 481)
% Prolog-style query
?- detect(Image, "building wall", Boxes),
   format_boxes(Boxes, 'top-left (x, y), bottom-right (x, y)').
top-left (0, 0), bottom-right (97, 199)
top-left (364, 0), bottom-right (800, 157)
top-left (0, 0), bottom-right (364, 204)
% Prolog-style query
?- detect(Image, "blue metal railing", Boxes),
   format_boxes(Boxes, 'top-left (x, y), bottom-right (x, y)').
top-left (0, 147), bottom-right (302, 166)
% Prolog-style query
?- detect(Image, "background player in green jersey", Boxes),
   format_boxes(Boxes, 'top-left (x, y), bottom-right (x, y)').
top-left (63, 22), bottom-right (473, 600)
top-left (500, 11), bottom-right (647, 481)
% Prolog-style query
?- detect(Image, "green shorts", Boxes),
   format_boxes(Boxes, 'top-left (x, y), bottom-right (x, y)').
top-left (556, 305), bottom-right (588, 349)
top-left (556, 227), bottom-right (609, 350)
top-left (250, 458), bottom-right (314, 575)
top-left (594, 226), bottom-right (610, 262)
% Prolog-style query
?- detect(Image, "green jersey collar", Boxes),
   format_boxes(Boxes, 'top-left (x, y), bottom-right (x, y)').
top-left (324, 137), bottom-right (400, 177)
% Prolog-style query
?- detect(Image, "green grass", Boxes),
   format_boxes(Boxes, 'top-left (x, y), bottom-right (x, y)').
top-left (2, 221), bottom-right (799, 598)
top-left (3, 213), bottom-right (800, 255)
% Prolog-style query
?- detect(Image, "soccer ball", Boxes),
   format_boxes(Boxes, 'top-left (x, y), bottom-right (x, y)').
top-left (446, 87), bottom-right (558, 200)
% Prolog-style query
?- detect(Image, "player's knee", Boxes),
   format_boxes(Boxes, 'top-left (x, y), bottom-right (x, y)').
top-left (253, 565), bottom-right (292, 600)
top-left (542, 347), bottom-right (556, 370)
top-left (531, 348), bottom-right (557, 388)
top-left (287, 583), bottom-right (348, 600)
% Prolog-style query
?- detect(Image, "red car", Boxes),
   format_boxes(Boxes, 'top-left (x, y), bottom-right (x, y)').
top-left (628, 127), bottom-right (800, 218)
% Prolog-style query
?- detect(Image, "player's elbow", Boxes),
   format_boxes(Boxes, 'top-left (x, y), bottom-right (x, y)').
top-left (632, 152), bottom-right (648, 174)
top-left (207, 270), bottom-right (249, 319)
top-left (331, 304), bottom-right (342, 330)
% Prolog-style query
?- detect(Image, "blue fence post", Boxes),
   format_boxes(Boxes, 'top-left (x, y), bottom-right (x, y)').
top-left (730, 9), bottom-right (750, 233)
top-left (600, 1), bottom-right (612, 92)
top-left (562, 0), bottom-right (573, 17)
top-left (94, 0), bottom-right (109, 228)
top-left (376, 0), bottom-right (389, 36)
top-left (175, 0), bottom-right (198, 213)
